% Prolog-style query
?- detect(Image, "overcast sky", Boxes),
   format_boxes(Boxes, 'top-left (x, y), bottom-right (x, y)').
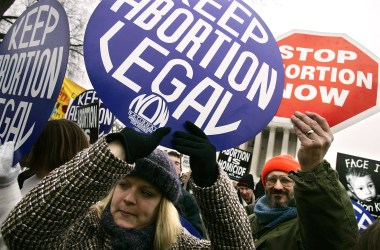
top-left (242, 0), bottom-right (380, 167)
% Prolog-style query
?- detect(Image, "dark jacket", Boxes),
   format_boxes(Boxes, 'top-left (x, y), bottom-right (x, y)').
top-left (254, 177), bottom-right (265, 200)
top-left (249, 160), bottom-right (359, 250)
top-left (2, 138), bottom-right (254, 249)
top-left (176, 187), bottom-right (206, 238)
top-left (237, 190), bottom-right (255, 216)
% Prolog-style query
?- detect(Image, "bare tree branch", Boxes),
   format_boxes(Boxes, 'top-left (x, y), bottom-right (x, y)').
top-left (0, 0), bottom-right (100, 86)
top-left (0, 0), bottom-right (16, 20)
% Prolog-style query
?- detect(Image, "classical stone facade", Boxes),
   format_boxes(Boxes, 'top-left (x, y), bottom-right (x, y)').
top-left (238, 122), bottom-right (300, 183)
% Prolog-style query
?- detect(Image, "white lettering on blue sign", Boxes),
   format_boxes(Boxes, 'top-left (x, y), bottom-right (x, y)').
top-left (0, 0), bottom-right (68, 162)
top-left (98, 0), bottom-right (277, 134)
top-left (0, 98), bottom-right (34, 150)
top-left (84, 0), bottom-right (284, 150)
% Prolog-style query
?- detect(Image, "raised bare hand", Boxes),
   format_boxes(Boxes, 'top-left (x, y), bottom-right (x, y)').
top-left (290, 111), bottom-right (333, 172)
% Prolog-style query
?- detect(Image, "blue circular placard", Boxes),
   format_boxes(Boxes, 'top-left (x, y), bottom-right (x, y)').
top-left (84, 0), bottom-right (284, 150)
top-left (0, 0), bottom-right (69, 164)
top-left (66, 89), bottom-right (115, 136)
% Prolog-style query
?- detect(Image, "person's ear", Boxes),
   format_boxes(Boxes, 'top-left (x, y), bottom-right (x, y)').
top-left (347, 183), bottom-right (354, 193)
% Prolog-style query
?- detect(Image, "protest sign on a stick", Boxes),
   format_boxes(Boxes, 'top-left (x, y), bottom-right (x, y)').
top-left (77, 102), bottom-right (99, 144)
top-left (218, 147), bottom-right (252, 181)
top-left (336, 152), bottom-right (380, 220)
top-left (66, 89), bottom-right (115, 137)
top-left (0, 0), bottom-right (69, 164)
top-left (274, 30), bottom-right (380, 133)
top-left (50, 77), bottom-right (86, 120)
top-left (84, 0), bottom-right (285, 150)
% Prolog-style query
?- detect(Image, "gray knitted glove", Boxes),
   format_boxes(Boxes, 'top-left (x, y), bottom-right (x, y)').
top-left (0, 142), bottom-right (21, 187)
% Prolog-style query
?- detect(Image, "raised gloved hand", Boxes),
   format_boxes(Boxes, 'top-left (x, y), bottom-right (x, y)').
top-left (173, 121), bottom-right (218, 187)
top-left (107, 127), bottom-right (171, 164)
top-left (0, 141), bottom-right (21, 188)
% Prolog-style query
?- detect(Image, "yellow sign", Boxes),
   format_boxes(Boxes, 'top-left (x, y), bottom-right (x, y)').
top-left (50, 77), bottom-right (86, 120)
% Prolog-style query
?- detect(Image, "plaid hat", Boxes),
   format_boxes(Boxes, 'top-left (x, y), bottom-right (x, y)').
top-left (261, 155), bottom-right (300, 186)
top-left (237, 174), bottom-right (255, 190)
top-left (131, 149), bottom-right (181, 203)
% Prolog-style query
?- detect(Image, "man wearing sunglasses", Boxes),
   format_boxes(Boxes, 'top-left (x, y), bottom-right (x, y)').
top-left (249, 111), bottom-right (359, 250)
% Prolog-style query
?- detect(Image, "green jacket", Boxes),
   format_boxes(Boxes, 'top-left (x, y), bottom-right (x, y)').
top-left (249, 160), bottom-right (359, 250)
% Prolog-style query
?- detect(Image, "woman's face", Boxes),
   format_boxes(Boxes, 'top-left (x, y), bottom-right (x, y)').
top-left (111, 176), bottom-right (162, 229)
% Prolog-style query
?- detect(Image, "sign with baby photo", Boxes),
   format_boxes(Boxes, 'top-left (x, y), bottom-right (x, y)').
top-left (83, 0), bottom-right (285, 151)
top-left (336, 152), bottom-right (380, 220)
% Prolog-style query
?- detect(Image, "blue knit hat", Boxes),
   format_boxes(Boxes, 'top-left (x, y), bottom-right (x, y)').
top-left (131, 149), bottom-right (181, 203)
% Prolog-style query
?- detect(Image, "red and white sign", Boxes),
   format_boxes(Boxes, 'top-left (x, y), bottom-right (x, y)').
top-left (274, 30), bottom-right (380, 132)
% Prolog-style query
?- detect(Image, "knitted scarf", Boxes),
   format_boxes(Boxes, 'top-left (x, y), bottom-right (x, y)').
top-left (254, 195), bottom-right (297, 229)
top-left (100, 204), bottom-right (155, 250)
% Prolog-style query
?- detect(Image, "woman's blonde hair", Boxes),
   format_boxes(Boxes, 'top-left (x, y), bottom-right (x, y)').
top-left (155, 197), bottom-right (182, 249)
top-left (91, 181), bottom-right (182, 249)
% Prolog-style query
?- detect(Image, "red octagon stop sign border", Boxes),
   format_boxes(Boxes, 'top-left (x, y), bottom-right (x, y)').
top-left (273, 30), bottom-right (380, 133)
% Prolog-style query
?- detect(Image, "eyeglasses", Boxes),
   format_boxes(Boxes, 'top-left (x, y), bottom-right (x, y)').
top-left (266, 175), bottom-right (294, 187)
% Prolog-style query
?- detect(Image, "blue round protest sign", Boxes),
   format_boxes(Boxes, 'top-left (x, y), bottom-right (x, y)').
top-left (66, 89), bottom-right (115, 137)
top-left (0, 0), bottom-right (69, 164)
top-left (84, 0), bottom-right (284, 150)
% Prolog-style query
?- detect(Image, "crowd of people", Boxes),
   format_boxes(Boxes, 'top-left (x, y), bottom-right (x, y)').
top-left (0, 111), bottom-right (378, 249)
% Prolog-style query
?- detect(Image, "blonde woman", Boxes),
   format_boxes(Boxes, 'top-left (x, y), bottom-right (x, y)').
top-left (2, 122), bottom-right (254, 249)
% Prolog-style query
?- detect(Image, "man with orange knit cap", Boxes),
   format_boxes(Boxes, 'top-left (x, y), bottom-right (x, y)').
top-left (249, 111), bottom-right (359, 250)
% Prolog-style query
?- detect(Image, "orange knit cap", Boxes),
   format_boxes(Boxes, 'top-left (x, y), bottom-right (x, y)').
top-left (261, 155), bottom-right (300, 186)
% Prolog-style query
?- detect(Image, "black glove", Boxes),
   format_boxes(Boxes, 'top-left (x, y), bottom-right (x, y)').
top-left (173, 121), bottom-right (218, 187)
top-left (107, 127), bottom-right (171, 163)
